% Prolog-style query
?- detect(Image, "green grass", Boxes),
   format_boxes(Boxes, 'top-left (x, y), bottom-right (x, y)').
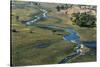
top-left (72, 25), bottom-right (96, 41)
top-left (11, 2), bottom-right (96, 66)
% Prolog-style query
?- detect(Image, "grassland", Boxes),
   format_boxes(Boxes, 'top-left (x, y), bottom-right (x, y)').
top-left (11, 2), bottom-right (96, 66)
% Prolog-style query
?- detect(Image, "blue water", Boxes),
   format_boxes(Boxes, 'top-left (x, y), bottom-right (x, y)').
top-left (63, 28), bottom-right (80, 42)
top-left (82, 41), bottom-right (96, 48)
top-left (35, 43), bottom-right (50, 48)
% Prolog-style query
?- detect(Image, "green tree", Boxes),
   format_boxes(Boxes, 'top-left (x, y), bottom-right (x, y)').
top-left (56, 5), bottom-right (60, 12)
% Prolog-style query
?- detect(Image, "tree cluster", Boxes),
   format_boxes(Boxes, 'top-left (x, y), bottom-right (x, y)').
top-left (72, 12), bottom-right (96, 27)
top-left (56, 4), bottom-right (71, 12)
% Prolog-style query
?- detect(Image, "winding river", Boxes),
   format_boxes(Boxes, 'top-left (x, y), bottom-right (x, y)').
top-left (21, 8), bottom-right (96, 64)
